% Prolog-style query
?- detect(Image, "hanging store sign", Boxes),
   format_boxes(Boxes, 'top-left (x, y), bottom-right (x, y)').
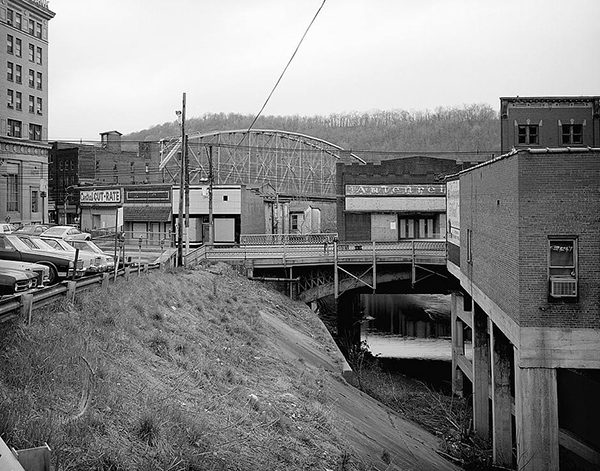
top-left (80, 189), bottom-right (122, 204)
top-left (345, 184), bottom-right (446, 196)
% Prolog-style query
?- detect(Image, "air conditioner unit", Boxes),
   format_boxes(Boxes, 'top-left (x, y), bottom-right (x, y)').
top-left (549, 277), bottom-right (578, 298)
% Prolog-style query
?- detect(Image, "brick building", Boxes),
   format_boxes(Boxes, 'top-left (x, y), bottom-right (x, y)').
top-left (49, 131), bottom-right (162, 224)
top-left (336, 156), bottom-right (483, 241)
top-left (500, 96), bottom-right (600, 153)
top-left (447, 147), bottom-right (600, 470)
top-left (0, 0), bottom-right (54, 225)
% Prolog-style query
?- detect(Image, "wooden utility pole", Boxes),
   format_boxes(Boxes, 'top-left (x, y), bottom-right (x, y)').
top-left (208, 144), bottom-right (214, 245)
top-left (177, 92), bottom-right (186, 266)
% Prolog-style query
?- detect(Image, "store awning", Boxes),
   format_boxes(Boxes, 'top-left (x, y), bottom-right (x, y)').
top-left (124, 206), bottom-right (172, 222)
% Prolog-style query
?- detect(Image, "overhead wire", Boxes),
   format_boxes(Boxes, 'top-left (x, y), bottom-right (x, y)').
top-left (237, 0), bottom-right (327, 145)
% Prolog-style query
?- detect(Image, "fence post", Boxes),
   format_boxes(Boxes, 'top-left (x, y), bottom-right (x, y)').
top-left (67, 280), bottom-right (77, 303)
top-left (102, 272), bottom-right (110, 289)
top-left (21, 293), bottom-right (33, 325)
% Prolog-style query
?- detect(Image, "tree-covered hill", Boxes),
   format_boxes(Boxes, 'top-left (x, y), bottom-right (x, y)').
top-left (124, 103), bottom-right (501, 159)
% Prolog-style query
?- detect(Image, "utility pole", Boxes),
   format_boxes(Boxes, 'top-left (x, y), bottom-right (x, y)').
top-left (208, 144), bottom-right (214, 245)
top-left (177, 92), bottom-right (186, 266)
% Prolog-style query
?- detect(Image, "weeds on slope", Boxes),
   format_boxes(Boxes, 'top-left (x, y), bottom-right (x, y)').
top-left (344, 340), bottom-right (493, 470)
top-left (0, 263), bottom-right (366, 471)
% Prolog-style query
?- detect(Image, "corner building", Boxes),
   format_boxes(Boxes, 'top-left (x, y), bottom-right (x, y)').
top-left (447, 146), bottom-right (600, 470)
top-left (0, 0), bottom-right (54, 225)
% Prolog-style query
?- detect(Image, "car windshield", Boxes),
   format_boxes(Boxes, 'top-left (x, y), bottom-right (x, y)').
top-left (71, 240), bottom-right (102, 253)
top-left (30, 237), bottom-right (58, 250)
top-left (43, 238), bottom-right (72, 251)
top-left (42, 227), bottom-right (66, 236)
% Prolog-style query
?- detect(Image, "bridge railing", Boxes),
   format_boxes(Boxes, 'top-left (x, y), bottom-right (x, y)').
top-left (240, 233), bottom-right (338, 246)
top-left (184, 238), bottom-right (446, 268)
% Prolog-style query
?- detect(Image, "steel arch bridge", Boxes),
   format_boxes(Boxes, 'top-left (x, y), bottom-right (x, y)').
top-left (158, 129), bottom-right (365, 199)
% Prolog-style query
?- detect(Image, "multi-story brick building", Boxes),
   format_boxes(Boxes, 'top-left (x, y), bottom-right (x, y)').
top-left (500, 96), bottom-right (600, 153)
top-left (49, 131), bottom-right (162, 224)
top-left (447, 145), bottom-right (600, 469)
top-left (336, 156), bottom-right (484, 242)
top-left (0, 0), bottom-right (54, 225)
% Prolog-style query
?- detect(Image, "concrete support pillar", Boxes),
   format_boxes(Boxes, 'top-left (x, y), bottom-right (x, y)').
top-left (336, 291), bottom-right (362, 349)
top-left (491, 324), bottom-right (514, 468)
top-left (451, 292), bottom-right (464, 396)
top-left (514, 365), bottom-right (559, 471)
top-left (473, 304), bottom-right (490, 439)
top-left (66, 280), bottom-right (77, 303)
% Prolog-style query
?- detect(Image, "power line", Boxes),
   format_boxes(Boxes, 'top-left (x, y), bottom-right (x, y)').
top-left (240, 0), bottom-right (327, 141)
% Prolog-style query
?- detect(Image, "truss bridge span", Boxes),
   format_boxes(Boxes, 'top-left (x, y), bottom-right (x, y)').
top-left (159, 129), bottom-right (365, 200)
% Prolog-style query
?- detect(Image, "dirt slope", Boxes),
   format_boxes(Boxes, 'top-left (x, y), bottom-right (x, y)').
top-left (260, 309), bottom-right (460, 470)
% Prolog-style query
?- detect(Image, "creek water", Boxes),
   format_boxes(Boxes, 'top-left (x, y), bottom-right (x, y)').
top-left (359, 293), bottom-right (456, 392)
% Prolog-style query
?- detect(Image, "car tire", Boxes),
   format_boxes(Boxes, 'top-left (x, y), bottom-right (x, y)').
top-left (38, 263), bottom-right (58, 285)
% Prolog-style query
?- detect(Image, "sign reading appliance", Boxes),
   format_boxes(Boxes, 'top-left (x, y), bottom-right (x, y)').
top-left (346, 184), bottom-right (446, 196)
top-left (80, 189), bottom-right (122, 204)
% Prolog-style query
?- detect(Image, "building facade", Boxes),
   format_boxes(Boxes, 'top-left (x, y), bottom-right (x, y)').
top-left (49, 131), bottom-right (162, 224)
top-left (447, 148), bottom-right (600, 470)
top-left (500, 96), bottom-right (600, 153)
top-left (0, 0), bottom-right (54, 226)
top-left (336, 156), bottom-right (483, 242)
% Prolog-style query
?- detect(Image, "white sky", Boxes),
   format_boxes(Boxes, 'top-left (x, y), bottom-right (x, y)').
top-left (48, 0), bottom-right (600, 142)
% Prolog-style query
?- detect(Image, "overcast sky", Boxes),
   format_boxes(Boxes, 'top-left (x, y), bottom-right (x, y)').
top-left (48, 0), bottom-right (600, 142)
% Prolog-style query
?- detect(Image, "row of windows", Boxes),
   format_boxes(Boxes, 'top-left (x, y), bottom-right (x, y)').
top-left (6, 8), bottom-right (43, 39)
top-left (6, 34), bottom-right (43, 64)
top-left (518, 124), bottom-right (584, 145)
top-left (7, 89), bottom-right (43, 114)
top-left (6, 119), bottom-right (42, 140)
top-left (7, 62), bottom-right (43, 90)
top-left (4, 178), bottom-right (41, 213)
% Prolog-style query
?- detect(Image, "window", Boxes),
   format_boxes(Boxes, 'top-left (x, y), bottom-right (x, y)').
top-left (28, 95), bottom-right (34, 113)
top-left (518, 125), bottom-right (539, 145)
top-left (36, 72), bottom-right (42, 90)
top-left (7, 34), bottom-right (13, 54)
top-left (15, 64), bottom-right (21, 83)
top-left (28, 19), bottom-right (35, 35)
top-left (222, 195), bottom-right (228, 201)
top-left (36, 46), bottom-right (42, 65)
top-left (6, 168), bottom-right (19, 212)
top-left (28, 69), bottom-right (34, 87)
top-left (29, 123), bottom-right (41, 140)
top-left (36, 97), bottom-right (42, 114)
top-left (7, 9), bottom-right (13, 26)
top-left (548, 237), bottom-right (578, 298)
top-left (15, 91), bottom-right (21, 111)
top-left (7, 119), bottom-right (22, 137)
top-left (36, 22), bottom-right (42, 39)
top-left (15, 13), bottom-right (22, 30)
top-left (290, 213), bottom-right (300, 231)
top-left (7, 61), bottom-right (13, 81)
top-left (31, 190), bottom-right (38, 212)
top-left (562, 124), bottom-right (583, 145)
top-left (28, 43), bottom-right (34, 62)
top-left (7, 89), bottom-right (14, 108)
top-left (15, 38), bottom-right (21, 57)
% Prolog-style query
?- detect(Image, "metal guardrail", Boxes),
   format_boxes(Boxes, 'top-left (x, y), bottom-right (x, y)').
top-left (0, 252), bottom-right (179, 323)
top-left (239, 233), bottom-right (338, 245)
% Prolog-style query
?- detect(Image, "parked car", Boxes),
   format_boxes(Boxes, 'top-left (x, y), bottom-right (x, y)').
top-left (13, 224), bottom-right (53, 235)
top-left (66, 239), bottom-right (115, 272)
top-left (41, 225), bottom-right (91, 241)
top-left (17, 235), bottom-right (97, 277)
top-left (0, 259), bottom-right (50, 287)
top-left (41, 237), bottom-right (111, 273)
top-left (0, 234), bottom-right (79, 285)
top-left (0, 223), bottom-right (17, 234)
top-left (0, 267), bottom-right (38, 297)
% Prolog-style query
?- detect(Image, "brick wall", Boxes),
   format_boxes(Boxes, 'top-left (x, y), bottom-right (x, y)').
top-left (460, 150), bottom-right (600, 329)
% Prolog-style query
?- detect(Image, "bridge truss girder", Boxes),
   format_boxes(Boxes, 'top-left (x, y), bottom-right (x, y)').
top-left (159, 129), bottom-right (365, 199)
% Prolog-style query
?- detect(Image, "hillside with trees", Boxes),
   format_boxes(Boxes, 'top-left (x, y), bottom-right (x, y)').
top-left (125, 103), bottom-right (501, 159)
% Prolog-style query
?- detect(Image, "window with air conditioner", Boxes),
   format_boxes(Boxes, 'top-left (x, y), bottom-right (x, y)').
top-left (548, 237), bottom-right (577, 298)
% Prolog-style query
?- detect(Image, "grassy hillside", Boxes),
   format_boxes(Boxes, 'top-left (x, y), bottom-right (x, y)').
top-left (0, 263), bottom-right (485, 470)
